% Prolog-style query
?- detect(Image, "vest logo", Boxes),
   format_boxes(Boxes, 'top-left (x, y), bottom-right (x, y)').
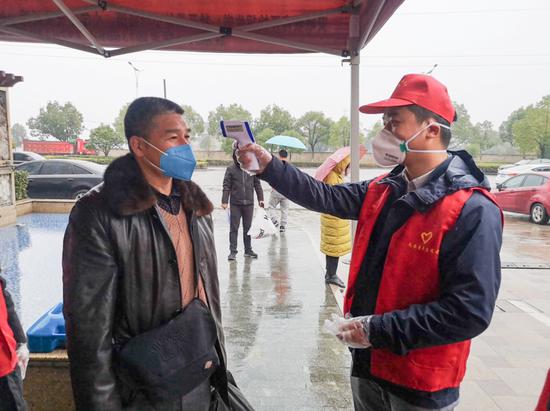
top-left (421, 231), bottom-right (433, 244)
top-left (408, 231), bottom-right (439, 255)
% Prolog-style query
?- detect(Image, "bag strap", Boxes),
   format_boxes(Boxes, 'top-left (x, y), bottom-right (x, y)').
top-left (212, 340), bottom-right (230, 406)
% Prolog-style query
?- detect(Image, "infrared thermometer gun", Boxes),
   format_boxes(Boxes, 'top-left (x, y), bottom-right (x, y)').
top-left (220, 120), bottom-right (260, 172)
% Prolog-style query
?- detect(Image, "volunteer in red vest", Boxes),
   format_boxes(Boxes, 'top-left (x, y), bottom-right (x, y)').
top-left (237, 74), bottom-right (503, 411)
top-left (1, 271), bottom-right (29, 410)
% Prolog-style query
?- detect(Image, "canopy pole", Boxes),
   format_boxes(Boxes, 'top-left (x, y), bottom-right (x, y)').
top-left (350, 53), bottom-right (360, 238)
top-left (350, 54), bottom-right (360, 184)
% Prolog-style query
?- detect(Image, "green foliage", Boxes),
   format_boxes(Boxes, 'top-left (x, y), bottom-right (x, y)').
top-left (11, 123), bottom-right (26, 145)
top-left (207, 104), bottom-right (252, 154)
top-left (450, 102), bottom-right (475, 148)
top-left (46, 155), bottom-right (114, 165)
top-left (512, 96), bottom-right (550, 157)
top-left (113, 102), bottom-right (130, 140)
top-left (255, 128), bottom-right (276, 147)
top-left (329, 116), bottom-right (351, 148)
top-left (14, 170), bottom-right (28, 201)
top-left (296, 111), bottom-right (332, 156)
top-left (180, 104), bottom-right (205, 136)
top-left (255, 104), bottom-right (295, 135)
top-left (499, 107), bottom-right (527, 144)
top-left (27, 101), bottom-right (83, 142)
top-left (88, 124), bottom-right (125, 156)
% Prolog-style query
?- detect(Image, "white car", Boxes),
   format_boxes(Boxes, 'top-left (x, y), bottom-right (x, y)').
top-left (495, 161), bottom-right (550, 185)
top-left (497, 158), bottom-right (550, 173)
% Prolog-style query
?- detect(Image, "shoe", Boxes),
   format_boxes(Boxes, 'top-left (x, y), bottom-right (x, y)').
top-left (244, 250), bottom-right (258, 258)
top-left (279, 226), bottom-right (285, 233)
top-left (228, 253), bottom-right (237, 261)
top-left (325, 274), bottom-right (345, 288)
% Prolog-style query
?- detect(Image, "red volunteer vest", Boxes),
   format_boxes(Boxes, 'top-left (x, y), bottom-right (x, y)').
top-left (345, 175), bottom-right (500, 392)
top-left (0, 289), bottom-right (17, 377)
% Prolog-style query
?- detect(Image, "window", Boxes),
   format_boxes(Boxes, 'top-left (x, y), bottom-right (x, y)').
top-left (40, 161), bottom-right (75, 175)
top-left (501, 175), bottom-right (525, 189)
top-left (17, 161), bottom-right (43, 175)
top-left (72, 165), bottom-right (92, 175)
top-left (522, 175), bottom-right (546, 187)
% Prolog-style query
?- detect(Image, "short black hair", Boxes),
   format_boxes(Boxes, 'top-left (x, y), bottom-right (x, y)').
top-left (124, 97), bottom-right (184, 141)
top-left (279, 149), bottom-right (288, 158)
top-left (405, 105), bottom-right (456, 148)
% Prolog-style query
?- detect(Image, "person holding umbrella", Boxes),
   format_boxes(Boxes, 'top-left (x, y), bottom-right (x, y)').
top-left (267, 149), bottom-right (291, 233)
top-left (314, 147), bottom-right (365, 288)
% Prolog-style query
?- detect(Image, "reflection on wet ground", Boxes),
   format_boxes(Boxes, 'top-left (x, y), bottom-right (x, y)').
top-left (214, 210), bottom-right (352, 409)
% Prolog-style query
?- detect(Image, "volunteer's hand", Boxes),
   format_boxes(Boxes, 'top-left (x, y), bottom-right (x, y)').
top-left (259, 201), bottom-right (265, 208)
top-left (236, 144), bottom-right (273, 174)
top-left (324, 314), bottom-right (372, 349)
top-left (221, 203), bottom-right (228, 210)
top-left (16, 343), bottom-right (30, 380)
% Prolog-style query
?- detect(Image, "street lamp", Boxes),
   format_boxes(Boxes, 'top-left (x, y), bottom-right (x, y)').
top-left (128, 61), bottom-right (142, 98)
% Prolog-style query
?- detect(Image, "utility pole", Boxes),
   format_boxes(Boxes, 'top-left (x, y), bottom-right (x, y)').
top-left (128, 61), bottom-right (142, 98)
top-left (163, 79), bottom-right (167, 99)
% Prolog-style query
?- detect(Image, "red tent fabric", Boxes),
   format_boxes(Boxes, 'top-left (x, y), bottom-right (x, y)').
top-left (0, 1), bottom-right (403, 57)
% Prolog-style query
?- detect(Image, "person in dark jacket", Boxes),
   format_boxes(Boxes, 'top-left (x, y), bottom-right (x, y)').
top-left (63, 97), bottom-right (227, 411)
top-left (0, 271), bottom-right (28, 411)
top-left (237, 74), bottom-right (503, 411)
top-left (222, 149), bottom-right (264, 261)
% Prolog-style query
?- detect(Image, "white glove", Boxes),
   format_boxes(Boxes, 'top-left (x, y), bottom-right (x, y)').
top-left (16, 343), bottom-right (30, 380)
top-left (323, 313), bottom-right (372, 349)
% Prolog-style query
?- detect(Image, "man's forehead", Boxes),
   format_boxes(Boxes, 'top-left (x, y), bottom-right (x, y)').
top-left (151, 112), bottom-right (188, 130)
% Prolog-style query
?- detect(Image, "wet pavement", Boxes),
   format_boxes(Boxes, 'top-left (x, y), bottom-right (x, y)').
top-left (0, 166), bottom-right (549, 410)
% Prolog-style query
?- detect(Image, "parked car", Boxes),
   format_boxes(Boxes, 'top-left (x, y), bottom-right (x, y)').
top-left (13, 151), bottom-right (45, 165)
top-left (15, 159), bottom-right (106, 200)
top-left (495, 161), bottom-right (550, 185)
top-left (497, 158), bottom-right (550, 173)
top-left (492, 171), bottom-right (550, 224)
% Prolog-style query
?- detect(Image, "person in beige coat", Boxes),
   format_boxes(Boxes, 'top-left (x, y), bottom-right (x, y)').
top-left (320, 155), bottom-right (352, 288)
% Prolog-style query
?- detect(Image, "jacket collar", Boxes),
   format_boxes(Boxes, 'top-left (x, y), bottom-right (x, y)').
top-left (379, 150), bottom-right (490, 211)
top-left (102, 153), bottom-right (213, 217)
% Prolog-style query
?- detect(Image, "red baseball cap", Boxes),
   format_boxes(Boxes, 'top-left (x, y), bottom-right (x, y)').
top-left (359, 74), bottom-right (456, 124)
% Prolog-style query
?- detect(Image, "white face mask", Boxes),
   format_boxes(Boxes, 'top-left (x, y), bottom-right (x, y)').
top-left (371, 122), bottom-right (450, 167)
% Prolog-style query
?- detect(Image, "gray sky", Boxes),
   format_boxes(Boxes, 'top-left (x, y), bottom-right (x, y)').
top-left (1, 0), bottom-right (549, 138)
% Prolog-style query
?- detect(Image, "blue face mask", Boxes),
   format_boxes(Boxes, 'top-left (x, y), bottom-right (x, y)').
top-left (141, 139), bottom-right (196, 181)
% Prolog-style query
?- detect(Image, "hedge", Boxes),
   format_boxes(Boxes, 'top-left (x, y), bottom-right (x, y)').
top-left (14, 170), bottom-right (28, 201)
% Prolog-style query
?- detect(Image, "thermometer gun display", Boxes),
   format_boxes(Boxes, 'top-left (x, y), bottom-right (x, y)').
top-left (220, 120), bottom-right (260, 172)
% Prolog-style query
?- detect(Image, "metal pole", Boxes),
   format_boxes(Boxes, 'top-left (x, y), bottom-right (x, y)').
top-left (163, 79), bottom-right (167, 98)
top-left (128, 62), bottom-right (140, 98)
top-left (350, 53), bottom-right (360, 237)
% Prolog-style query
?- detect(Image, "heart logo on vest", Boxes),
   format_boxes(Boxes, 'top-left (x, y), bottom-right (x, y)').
top-left (420, 231), bottom-right (433, 244)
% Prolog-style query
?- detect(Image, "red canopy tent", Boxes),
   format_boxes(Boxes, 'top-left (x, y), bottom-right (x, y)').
top-left (0, 0), bottom-right (403, 181)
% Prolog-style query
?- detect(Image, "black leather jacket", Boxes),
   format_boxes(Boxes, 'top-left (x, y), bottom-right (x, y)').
top-left (62, 154), bottom-right (225, 410)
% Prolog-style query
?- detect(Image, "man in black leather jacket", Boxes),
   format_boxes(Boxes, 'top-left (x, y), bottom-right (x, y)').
top-left (62, 97), bottom-right (226, 410)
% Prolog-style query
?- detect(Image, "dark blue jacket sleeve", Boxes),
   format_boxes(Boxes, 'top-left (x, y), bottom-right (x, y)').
top-left (260, 157), bottom-right (369, 220)
top-left (369, 192), bottom-right (503, 354)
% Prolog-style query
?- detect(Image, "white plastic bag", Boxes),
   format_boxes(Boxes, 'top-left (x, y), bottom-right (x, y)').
top-left (247, 208), bottom-right (277, 239)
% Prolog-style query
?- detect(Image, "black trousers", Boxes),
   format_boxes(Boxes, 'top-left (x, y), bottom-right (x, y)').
top-left (229, 204), bottom-right (254, 254)
top-left (326, 255), bottom-right (339, 276)
top-left (0, 367), bottom-right (27, 411)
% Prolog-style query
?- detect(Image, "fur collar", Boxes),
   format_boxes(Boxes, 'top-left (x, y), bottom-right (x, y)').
top-left (103, 153), bottom-right (213, 217)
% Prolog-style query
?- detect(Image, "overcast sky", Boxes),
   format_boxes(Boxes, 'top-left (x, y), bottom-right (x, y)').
top-left (1, 0), bottom-right (549, 137)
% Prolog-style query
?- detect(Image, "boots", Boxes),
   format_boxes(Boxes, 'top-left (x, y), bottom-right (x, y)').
top-left (325, 273), bottom-right (345, 288)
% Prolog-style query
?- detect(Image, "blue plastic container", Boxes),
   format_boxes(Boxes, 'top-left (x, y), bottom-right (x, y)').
top-left (26, 303), bottom-right (66, 353)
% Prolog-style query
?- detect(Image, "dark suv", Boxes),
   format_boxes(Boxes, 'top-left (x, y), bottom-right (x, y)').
top-left (16, 159), bottom-right (105, 200)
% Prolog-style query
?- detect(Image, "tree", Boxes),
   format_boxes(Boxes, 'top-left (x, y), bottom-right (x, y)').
top-left (11, 123), bottom-right (26, 146)
top-left (296, 111), bottom-right (332, 157)
top-left (255, 104), bottom-right (295, 135)
top-left (512, 96), bottom-right (550, 157)
top-left (180, 104), bottom-right (205, 137)
top-left (255, 128), bottom-right (276, 148)
top-left (113, 102), bottom-right (130, 140)
top-left (365, 120), bottom-right (383, 149)
top-left (88, 124), bottom-right (125, 156)
top-left (329, 116), bottom-right (351, 148)
top-left (499, 107), bottom-right (526, 145)
top-left (27, 101), bottom-right (83, 142)
top-left (450, 102), bottom-right (475, 149)
top-left (207, 104), bottom-right (252, 154)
